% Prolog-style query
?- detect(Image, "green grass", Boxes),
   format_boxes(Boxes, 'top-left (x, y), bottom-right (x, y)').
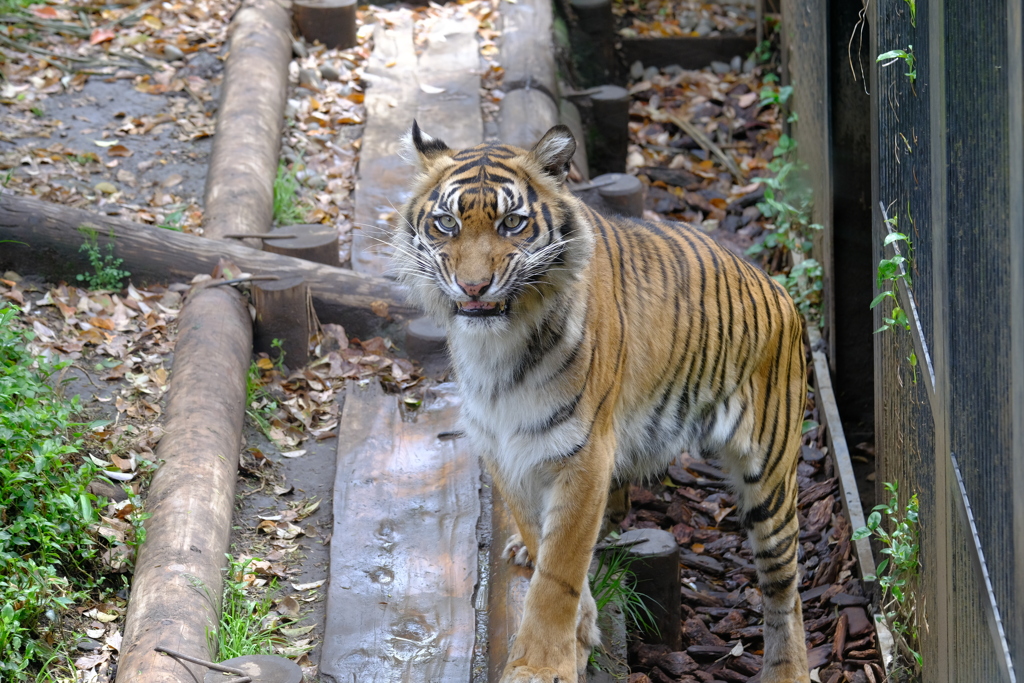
top-left (0, 0), bottom-right (32, 12)
top-left (590, 542), bottom-right (659, 635)
top-left (272, 163), bottom-right (308, 226)
top-left (0, 304), bottom-right (105, 680)
top-left (212, 556), bottom-right (284, 659)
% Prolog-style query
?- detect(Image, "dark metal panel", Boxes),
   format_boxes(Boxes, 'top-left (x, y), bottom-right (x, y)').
top-left (1007, 0), bottom-right (1024, 664)
top-left (871, 0), bottom-right (948, 678)
top-left (943, 5), bottom-right (1017, 679)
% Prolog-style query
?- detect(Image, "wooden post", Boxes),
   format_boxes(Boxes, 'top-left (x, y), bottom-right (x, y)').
top-left (575, 173), bottom-right (645, 218)
top-left (293, 0), bottom-right (357, 50)
top-left (252, 276), bottom-right (315, 369)
top-left (0, 193), bottom-right (417, 340)
top-left (560, 98), bottom-right (590, 180)
top-left (202, 0), bottom-right (292, 241)
top-left (618, 528), bottom-right (682, 650)
top-left (588, 85), bottom-right (630, 175)
top-left (261, 224), bottom-right (341, 267)
top-left (404, 316), bottom-right (448, 378)
top-left (117, 287), bottom-right (252, 682)
top-left (568, 0), bottom-right (617, 86)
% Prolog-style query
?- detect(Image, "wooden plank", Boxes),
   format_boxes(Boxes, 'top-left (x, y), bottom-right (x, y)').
top-left (416, 16), bottom-right (484, 150)
top-left (807, 321), bottom-right (875, 586)
top-left (352, 15), bottom-right (418, 277)
top-left (486, 490), bottom-right (531, 682)
top-left (0, 192), bottom-right (417, 340)
top-left (619, 36), bottom-right (756, 70)
top-left (321, 381), bottom-right (480, 682)
top-left (352, 14), bottom-right (483, 277)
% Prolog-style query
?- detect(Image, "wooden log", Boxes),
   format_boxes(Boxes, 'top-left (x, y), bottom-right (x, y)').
top-left (498, 88), bottom-right (559, 150)
top-left (321, 380), bottom-right (480, 681)
top-left (293, 0), bottom-right (356, 50)
top-left (261, 223), bottom-right (341, 266)
top-left (588, 85), bottom-right (630, 175)
top-left (202, 0), bottom-right (292, 240)
top-left (252, 276), bottom-right (315, 368)
top-left (620, 35), bottom-right (758, 71)
top-left (0, 192), bottom-right (417, 340)
top-left (117, 286), bottom-right (252, 682)
top-left (618, 528), bottom-right (683, 650)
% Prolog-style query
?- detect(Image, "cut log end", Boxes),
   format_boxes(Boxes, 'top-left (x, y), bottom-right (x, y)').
top-left (263, 224), bottom-right (341, 267)
top-left (294, 0), bottom-right (357, 50)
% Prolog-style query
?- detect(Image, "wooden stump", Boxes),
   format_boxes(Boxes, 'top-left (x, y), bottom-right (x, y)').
top-left (117, 287), bottom-right (252, 683)
top-left (252, 276), bottom-right (315, 369)
top-left (618, 528), bottom-right (683, 650)
top-left (262, 224), bottom-right (341, 266)
top-left (588, 85), bottom-right (630, 175)
top-left (404, 315), bottom-right (449, 378)
top-left (575, 173), bottom-right (645, 218)
top-left (559, 98), bottom-right (590, 180)
top-left (293, 0), bottom-right (356, 50)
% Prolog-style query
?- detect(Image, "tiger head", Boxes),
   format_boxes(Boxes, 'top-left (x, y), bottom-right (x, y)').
top-left (395, 122), bottom-right (596, 330)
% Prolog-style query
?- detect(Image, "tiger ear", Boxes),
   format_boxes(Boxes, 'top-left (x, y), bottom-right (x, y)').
top-left (530, 125), bottom-right (576, 183)
top-left (404, 120), bottom-right (451, 170)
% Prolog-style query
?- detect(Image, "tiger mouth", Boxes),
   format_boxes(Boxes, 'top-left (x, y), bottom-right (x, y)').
top-left (455, 300), bottom-right (509, 317)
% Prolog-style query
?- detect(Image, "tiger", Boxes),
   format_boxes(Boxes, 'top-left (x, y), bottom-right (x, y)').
top-left (394, 122), bottom-right (810, 683)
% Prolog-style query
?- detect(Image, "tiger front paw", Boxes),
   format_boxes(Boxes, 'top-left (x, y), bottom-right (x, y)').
top-left (503, 533), bottom-right (534, 568)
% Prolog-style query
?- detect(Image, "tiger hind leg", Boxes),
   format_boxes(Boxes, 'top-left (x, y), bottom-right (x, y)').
top-left (721, 429), bottom-right (809, 681)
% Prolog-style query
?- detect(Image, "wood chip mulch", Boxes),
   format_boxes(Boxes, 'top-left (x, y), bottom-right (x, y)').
top-left (619, 361), bottom-right (886, 683)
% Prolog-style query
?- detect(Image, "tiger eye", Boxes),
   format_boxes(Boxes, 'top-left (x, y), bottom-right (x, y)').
top-left (503, 215), bottom-right (522, 230)
top-left (438, 215), bottom-right (457, 231)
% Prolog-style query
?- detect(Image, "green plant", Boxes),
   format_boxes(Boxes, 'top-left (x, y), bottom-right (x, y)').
top-left (245, 340), bottom-right (287, 441)
top-left (753, 39), bottom-right (772, 64)
top-left (758, 84), bottom-right (793, 108)
top-left (0, 304), bottom-right (104, 678)
top-left (877, 46), bottom-right (916, 83)
top-left (853, 481), bottom-right (921, 676)
top-left (871, 225), bottom-right (912, 334)
top-left (158, 208), bottom-right (185, 231)
top-left (213, 556), bottom-right (284, 659)
top-left (76, 228), bottom-right (130, 291)
top-left (773, 257), bottom-right (822, 321)
top-left (590, 543), bottom-right (659, 636)
top-left (744, 138), bottom-right (825, 325)
top-left (272, 163), bottom-right (307, 226)
top-left (902, 0), bottom-right (916, 27)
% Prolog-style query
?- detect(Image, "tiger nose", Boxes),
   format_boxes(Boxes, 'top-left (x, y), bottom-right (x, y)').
top-left (457, 277), bottom-right (492, 297)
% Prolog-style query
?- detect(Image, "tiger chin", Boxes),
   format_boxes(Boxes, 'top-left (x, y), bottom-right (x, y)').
top-left (395, 121), bottom-right (811, 683)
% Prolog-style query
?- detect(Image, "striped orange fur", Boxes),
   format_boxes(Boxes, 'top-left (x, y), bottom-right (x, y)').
top-left (395, 123), bottom-right (810, 683)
